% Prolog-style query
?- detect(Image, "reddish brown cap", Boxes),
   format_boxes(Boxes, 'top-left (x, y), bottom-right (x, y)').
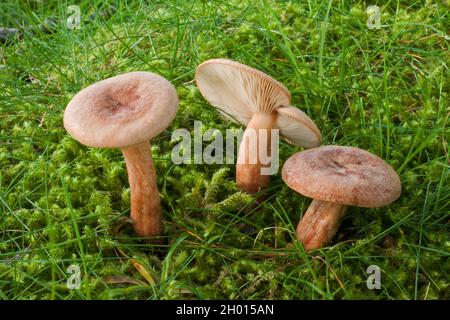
top-left (195, 59), bottom-right (321, 148)
top-left (282, 146), bottom-right (401, 208)
top-left (64, 71), bottom-right (178, 148)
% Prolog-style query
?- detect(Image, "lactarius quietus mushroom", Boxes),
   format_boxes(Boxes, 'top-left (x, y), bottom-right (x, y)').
top-left (282, 145), bottom-right (401, 251)
top-left (64, 71), bottom-right (178, 237)
top-left (195, 58), bottom-right (321, 194)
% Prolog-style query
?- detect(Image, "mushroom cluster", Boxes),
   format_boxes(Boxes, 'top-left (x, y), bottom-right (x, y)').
top-left (195, 59), bottom-right (401, 251)
top-left (63, 59), bottom-right (401, 252)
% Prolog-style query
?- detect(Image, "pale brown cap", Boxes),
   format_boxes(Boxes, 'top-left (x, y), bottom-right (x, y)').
top-left (195, 58), bottom-right (321, 148)
top-left (64, 71), bottom-right (178, 148)
top-left (282, 146), bottom-right (401, 208)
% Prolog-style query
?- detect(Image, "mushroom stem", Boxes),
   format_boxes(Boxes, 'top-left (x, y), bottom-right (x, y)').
top-left (236, 112), bottom-right (277, 194)
top-left (121, 142), bottom-right (162, 237)
top-left (296, 199), bottom-right (348, 250)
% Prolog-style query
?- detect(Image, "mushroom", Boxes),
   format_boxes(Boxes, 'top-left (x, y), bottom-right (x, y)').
top-left (64, 71), bottom-right (178, 237)
top-left (281, 145), bottom-right (401, 250)
top-left (195, 58), bottom-right (322, 194)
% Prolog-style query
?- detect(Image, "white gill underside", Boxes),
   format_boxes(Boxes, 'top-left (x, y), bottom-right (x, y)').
top-left (197, 61), bottom-right (321, 148)
top-left (198, 63), bottom-right (290, 124)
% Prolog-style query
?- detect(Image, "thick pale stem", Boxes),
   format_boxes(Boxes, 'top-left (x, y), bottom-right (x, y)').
top-left (236, 112), bottom-right (276, 194)
top-left (296, 199), bottom-right (348, 250)
top-left (121, 142), bottom-right (162, 237)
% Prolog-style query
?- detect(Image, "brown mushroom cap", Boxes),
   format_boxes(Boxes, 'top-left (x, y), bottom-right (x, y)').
top-left (282, 146), bottom-right (401, 208)
top-left (64, 71), bottom-right (178, 148)
top-left (195, 58), bottom-right (321, 147)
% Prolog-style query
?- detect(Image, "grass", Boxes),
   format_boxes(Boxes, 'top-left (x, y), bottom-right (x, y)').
top-left (0, 0), bottom-right (449, 300)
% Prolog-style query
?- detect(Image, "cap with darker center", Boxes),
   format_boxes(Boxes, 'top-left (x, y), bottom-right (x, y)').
top-left (97, 80), bottom-right (143, 119)
top-left (282, 145), bottom-right (401, 250)
top-left (64, 71), bottom-right (177, 149)
top-left (282, 146), bottom-right (401, 207)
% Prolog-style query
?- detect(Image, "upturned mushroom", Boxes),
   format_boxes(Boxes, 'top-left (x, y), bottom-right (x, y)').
top-left (282, 145), bottom-right (401, 250)
top-left (64, 71), bottom-right (178, 237)
top-left (195, 58), bottom-right (321, 194)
